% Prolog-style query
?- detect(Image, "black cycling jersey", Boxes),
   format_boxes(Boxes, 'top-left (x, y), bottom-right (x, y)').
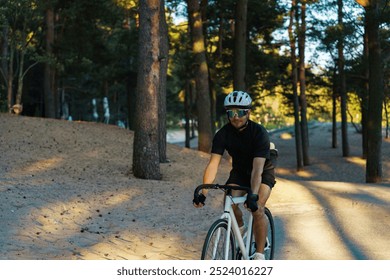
top-left (211, 120), bottom-right (272, 176)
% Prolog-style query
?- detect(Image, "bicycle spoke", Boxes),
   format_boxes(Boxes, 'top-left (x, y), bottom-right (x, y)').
top-left (201, 219), bottom-right (235, 260)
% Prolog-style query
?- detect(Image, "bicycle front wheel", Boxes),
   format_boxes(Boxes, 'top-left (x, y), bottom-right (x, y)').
top-left (248, 207), bottom-right (275, 260)
top-left (201, 219), bottom-right (235, 260)
top-left (264, 207), bottom-right (275, 260)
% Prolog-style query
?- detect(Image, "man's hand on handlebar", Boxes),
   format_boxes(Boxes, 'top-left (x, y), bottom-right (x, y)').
top-left (245, 193), bottom-right (259, 212)
top-left (193, 193), bottom-right (206, 208)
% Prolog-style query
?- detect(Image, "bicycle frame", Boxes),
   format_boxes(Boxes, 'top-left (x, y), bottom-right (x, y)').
top-left (194, 184), bottom-right (271, 260)
top-left (221, 193), bottom-right (253, 260)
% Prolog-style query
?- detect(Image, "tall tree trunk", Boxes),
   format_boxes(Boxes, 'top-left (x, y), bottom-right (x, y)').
top-left (332, 70), bottom-right (338, 148)
top-left (356, 0), bottom-right (384, 182)
top-left (199, 0), bottom-right (216, 134)
top-left (44, 7), bottom-right (56, 118)
top-left (158, 0), bottom-right (168, 163)
top-left (361, 18), bottom-right (369, 159)
top-left (1, 26), bottom-right (13, 113)
top-left (297, 0), bottom-right (309, 165)
top-left (289, 0), bottom-right (303, 171)
top-left (1, 26), bottom-right (8, 89)
top-left (187, 0), bottom-right (213, 153)
top-left (15, 50), bottom-right (25, 112)
top-left (364, 1), bottom-right (383, 183)
top-left (133, 0), bottom-right (161, 180)
top-left (233, 0), bottom-right (247, 91)
top-left (338, 0), bottom-right (350, 157)
top-left (7, 47), bottom-right (14, 112)
top-left (185, 80), bottom-right (191, 148)
top-left (189, 80), bottom-right (196, 139)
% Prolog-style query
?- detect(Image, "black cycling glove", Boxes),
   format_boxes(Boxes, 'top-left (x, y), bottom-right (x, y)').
top-left (245, 194), bottom-right (259, 212)
top-left (193, 193), bottom-right (206, 206)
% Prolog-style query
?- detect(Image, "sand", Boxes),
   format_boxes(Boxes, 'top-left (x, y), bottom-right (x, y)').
top-left (0, 113), bottom-right (389, 260)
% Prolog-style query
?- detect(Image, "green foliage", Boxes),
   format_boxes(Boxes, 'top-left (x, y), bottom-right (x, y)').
top-left (0, 0), bottom-right (389, 129)
top-left (0, 0), bottom-right (141, 118)
top-left (197, 0), bottom-right (286, 122)
top-left (52, 0), bottom-right (139, 120)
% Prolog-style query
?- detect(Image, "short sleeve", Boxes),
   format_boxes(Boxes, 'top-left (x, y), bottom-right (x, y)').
top-left (253, 125), bottom-right (270, 159)
top-left (211, 128), bottom-right (226, 155)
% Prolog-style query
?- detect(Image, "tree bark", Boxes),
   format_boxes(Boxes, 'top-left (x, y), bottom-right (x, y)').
top-left (355, 0), bottom-right (384, 182)
top-left (187, 0), bottom-right (213, 153)
top-left (5, 31), bottom-right (14, 112)
top-left (44, 7), bottom-right (56, 118)
top-left (158, 0), bottom-right (168, 163)
top-left (15, 47), bottom-right (25, 109)
top-left (297, 0), bottom-right (310, 165)
top-left (332, 70), bottom-right (338, 148)
top-left (133, 0), bottom-right (161, 180)
top-left (337, 0), bottom-right (350, 157)
top-left (289, 0), bottom-right (303, 171)
top-left (1, 26), bottom-right (8, 90)
top-left (364, 1), bottom-right (383, 183)
top-left (233, 0), bottom-right (247, 91)
top-left (185, 81), bottom-right (191, 148)
top-left (361, 16), bottom-right (369, 159)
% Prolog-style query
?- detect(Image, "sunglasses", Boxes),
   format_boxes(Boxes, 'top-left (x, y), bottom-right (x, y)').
top-left (226, 109), bottom-right (249, 118)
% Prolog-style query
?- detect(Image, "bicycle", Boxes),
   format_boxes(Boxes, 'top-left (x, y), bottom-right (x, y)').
top-left (193, 184), bottom-right (275, 260)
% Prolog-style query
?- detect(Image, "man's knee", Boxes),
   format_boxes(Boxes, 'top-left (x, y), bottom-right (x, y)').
top-left (252, 205), bottom-right (265, 218)
top-left (258, 183), bottom-right (272, 206)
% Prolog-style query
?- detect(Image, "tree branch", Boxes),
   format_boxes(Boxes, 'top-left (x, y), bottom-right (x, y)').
top-left (21, 61), bottom-right (39, 80)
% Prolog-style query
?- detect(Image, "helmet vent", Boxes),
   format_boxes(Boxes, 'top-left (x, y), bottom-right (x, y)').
top-left (224, 90), bottom-right (252, 109)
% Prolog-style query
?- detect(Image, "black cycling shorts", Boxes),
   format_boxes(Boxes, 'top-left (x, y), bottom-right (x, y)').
top-left (225, 167), bottom-right (276, 189)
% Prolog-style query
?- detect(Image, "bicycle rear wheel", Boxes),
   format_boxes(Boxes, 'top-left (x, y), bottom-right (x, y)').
top-left (248, 207), bottom-right (275, 260)
top-left (201, 219), bottom-right (235, 260)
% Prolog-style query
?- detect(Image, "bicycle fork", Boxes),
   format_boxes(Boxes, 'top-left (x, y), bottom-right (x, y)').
top-left (222, 211), bottom-right (253, 260)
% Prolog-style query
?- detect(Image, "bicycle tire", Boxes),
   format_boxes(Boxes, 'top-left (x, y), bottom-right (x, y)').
top-left (264, 207), bottom-right (275, 260)
top-left (201, 219), bottom-right (235, 260)
top-left (248, 207), bottom-right (275, 260)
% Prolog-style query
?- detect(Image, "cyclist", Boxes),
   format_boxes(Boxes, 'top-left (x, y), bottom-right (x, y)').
top-left (193, 90), bottom-right (276, 260)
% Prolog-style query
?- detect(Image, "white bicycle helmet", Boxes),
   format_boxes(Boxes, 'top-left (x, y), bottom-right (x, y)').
top-left (224, 91), bottom-right (252, 109)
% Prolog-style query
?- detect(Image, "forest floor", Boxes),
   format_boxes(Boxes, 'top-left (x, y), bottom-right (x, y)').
top-left (0, 113), bottom-right (389, 260)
